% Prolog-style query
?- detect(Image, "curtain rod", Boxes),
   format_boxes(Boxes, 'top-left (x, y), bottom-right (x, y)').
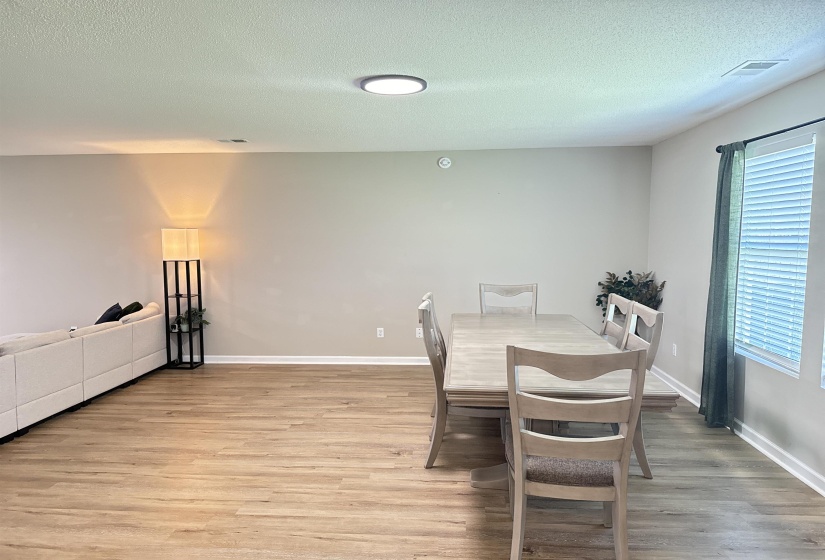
top-left (715, 116), bottom-right (825, 153)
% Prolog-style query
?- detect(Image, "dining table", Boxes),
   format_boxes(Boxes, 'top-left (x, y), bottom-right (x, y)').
top-left (444, 313), bottom-right (680, 488)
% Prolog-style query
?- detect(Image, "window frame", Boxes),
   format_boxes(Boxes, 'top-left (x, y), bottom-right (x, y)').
top-left (733, 133), bottom-right (817, 378)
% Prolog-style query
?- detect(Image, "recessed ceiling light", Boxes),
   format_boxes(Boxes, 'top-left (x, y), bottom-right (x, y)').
top-left (360, 75), bottom-right (427, 95)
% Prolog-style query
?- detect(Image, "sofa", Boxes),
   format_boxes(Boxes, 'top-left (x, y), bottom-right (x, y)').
top-left (0, 302), bottom-right (167, 441)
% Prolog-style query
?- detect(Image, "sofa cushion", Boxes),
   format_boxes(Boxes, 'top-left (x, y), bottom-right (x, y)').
top-left (120, 302), bottom-right (160, 324)
top-left (0, 330), bottom-right (71, 357)
top-left (82, 323), bottom-right (132, 381)
top-left (0, 333), bottom-right (35, 344)
top-left (117, 301), bottom-right (143, 320)
top-left (95, 303), bottom-right (122, 324)
top-left (70, 322), bottom-right (121, 338)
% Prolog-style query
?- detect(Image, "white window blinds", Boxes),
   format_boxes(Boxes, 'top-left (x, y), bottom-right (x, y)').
top-left (734, 136), bottom-right (816, 373)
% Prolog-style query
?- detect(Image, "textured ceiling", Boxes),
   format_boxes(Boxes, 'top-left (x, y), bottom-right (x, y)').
top-left (1, 0), bottom-right (824, 155)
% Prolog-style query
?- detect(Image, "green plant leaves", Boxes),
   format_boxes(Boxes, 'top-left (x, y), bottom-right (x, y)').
top-left (596, 270), bottom-right (666, 316)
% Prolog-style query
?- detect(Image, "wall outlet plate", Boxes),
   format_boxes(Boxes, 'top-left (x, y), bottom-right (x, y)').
top-left (377, 327), bottom-right (384, 338)
top-left (416, 327), bottom-right (423, 338)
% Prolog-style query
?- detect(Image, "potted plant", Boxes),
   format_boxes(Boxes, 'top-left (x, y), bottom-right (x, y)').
top-left (173, 308), bottom-right (210, 333)
top-left (596, 270), bottom-right (665, 317)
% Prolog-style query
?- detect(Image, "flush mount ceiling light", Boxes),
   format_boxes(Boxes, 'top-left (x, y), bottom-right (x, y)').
top-left (360, 75), bottom-right (427, 95)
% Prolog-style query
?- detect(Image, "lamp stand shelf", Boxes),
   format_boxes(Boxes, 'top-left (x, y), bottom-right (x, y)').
top-left (163, 259), bottom-right (204, 369)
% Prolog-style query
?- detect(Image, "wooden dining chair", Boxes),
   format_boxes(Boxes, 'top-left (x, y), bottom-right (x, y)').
top-left (419, 300), bottom-right (506, 469)
top-left (505, 345), bottom-right (647, 560)
top-left (422, 292), bottom-right (446, 418)
top-left (599, 293), bottom-right (633, 348)
top-left (619, 301), bottom-right (664, 479)
top-left (624, 302), bottom-right (664, 371)
top-left (479, 283), bottom-right (538, 315)
top-left (421, 292), bottom-right (446, 359)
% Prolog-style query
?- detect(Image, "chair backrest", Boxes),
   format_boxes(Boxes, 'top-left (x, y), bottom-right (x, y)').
top-left (421, 292), bottom-right (446, 359)
top-left (506, 346), bottom-right (646, 486)
top-left (598, 293), bottom-right (633, 348)
top-left (479, 283), bottom-right (538, 315)
top-left (624, 302), bottom-right (664, 371)
top-left (418, 301), bottom-right (446, 402)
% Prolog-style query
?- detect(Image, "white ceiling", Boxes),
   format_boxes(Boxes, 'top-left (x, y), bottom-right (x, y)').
top-left (1, 0), bottom-right (824, 156)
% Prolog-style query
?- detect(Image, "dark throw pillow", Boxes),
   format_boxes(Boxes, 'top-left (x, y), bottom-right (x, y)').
top-left (95, 303), bottom-right (122, 324)
top-left (117, 301), bottom-right (144, 320)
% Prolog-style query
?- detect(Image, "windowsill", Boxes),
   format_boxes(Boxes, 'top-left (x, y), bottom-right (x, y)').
top-left (734, 345), bottom-right (800, 379)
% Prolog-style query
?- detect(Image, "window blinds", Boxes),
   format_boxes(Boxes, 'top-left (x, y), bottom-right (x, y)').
top-left (734, 138), bottom-right (816, 371)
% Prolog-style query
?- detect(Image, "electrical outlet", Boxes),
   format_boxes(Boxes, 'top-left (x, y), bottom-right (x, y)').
top-left (415, 327), bottom-right (423, 338)
top-left (377, 327), bottom-right (384, 338)
top-left (672, 343), bottom-right (677, 357)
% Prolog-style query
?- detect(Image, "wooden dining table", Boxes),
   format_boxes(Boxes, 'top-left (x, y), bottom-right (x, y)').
top-left (444, 313), bottom-right (680, 488)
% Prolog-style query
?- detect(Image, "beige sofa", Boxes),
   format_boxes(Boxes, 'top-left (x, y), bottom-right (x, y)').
top-left (0, 303), bottom-right (166, 441)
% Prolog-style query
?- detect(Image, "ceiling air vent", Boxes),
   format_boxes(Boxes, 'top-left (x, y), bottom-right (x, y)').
top-left (217, 139), bottom-right (248, 143)
top-left (723, 60), bottom-right (786, 77)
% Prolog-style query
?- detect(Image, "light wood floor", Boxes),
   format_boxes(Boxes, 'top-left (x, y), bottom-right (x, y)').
top-left (0, 365), bottom-right (823, 559)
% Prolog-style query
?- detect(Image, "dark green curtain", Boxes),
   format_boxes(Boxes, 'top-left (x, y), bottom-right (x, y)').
top-left (700, 142), bottom-right (745, 428)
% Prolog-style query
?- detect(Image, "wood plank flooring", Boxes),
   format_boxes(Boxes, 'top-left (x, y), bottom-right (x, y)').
top-left (0, 365), bottom-right (823, 559)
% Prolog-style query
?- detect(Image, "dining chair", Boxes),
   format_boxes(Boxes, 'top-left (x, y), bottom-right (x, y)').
top-left (421, 292), bottom-right (446, 359)
top-left (422, 292), bottom-right (446, 418)
top-left (479, 283), bottom-right (538, 315)
top-left (619, 301), bottom-right (664, 479)
top-left (598, 293), bottom-right (633, 348)
top-left (505, 345), bottom-right (647, 560)
top-left (419, 300), bottom-right (506, 469)
top-left (624, 302), bottom-right (664, 371)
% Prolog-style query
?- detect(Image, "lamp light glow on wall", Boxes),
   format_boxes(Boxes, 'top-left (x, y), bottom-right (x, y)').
top-left (162, 228), bottom-right (200, 261)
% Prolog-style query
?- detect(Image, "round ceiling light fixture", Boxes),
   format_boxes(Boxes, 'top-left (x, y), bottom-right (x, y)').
top-left (360, 75), bottom-right (427, 95)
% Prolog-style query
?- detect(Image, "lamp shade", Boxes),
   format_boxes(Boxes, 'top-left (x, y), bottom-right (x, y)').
top-left (162, 229), bottom-right (200, 261)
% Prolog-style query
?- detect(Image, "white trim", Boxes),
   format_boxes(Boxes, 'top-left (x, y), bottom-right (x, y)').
top-left (733, 419), bottom-right (825, 498)
top-left (650, 365), bottom-right (700, 407)
top-left (204, 355), bottom-right (429, 366)
top-left (734, 345), bottom-right (799, 379)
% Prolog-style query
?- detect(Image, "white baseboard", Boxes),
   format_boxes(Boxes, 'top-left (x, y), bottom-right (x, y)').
top-left (204, 355), bottom-right (429, 366)
top-left (650, 365), bottom-right (700, 407)
top-left (733, 419), bottom-right (825, 498)
top-left (650, 365), bottom-right (825, 498)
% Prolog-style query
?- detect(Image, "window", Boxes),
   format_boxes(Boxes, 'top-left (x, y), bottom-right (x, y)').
top-left (734, 135), bottom-right (816, 375)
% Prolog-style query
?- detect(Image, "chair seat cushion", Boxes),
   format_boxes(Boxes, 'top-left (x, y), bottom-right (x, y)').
top-left (504, 423), bottom-right (613, 487)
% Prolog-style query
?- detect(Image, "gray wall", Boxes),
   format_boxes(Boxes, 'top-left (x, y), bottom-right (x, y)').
top-left (0, 147), bottom-right (652, 357)
top-left (648, 70), bottom-right (825, 481)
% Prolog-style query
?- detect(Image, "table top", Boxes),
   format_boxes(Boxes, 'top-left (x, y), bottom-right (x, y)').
top-left (444, 313), bottom-right (679, 411)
